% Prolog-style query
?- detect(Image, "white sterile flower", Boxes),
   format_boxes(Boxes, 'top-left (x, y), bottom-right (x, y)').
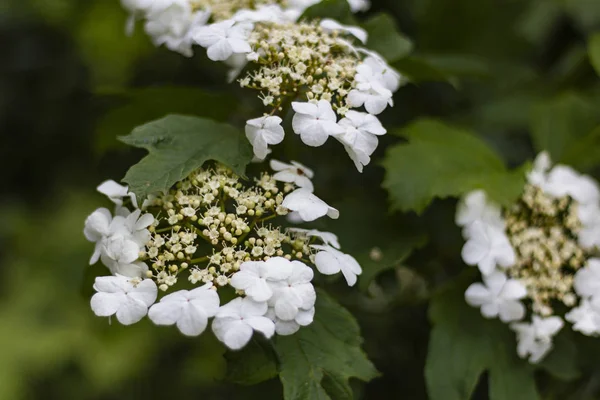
top-left (347, 0), bottom-right (371, 12)
top-left (511, 316), bottom-right (564, 363)
top-left (320, 19), bottom-right (367, 43)
top-left (573, 258), bottom-right (600, 299)
top-left (245, 116), bottom-right (285, 160)
top-left (461, 220), bottom-right (516, 275)
top-left (358, 52), bottom-right (402, 92)
top-left (97, 180), bottom-right (137, 207)
top-left (268, 261), bottom-right (316, 321)
top-left (543, 165), bottom-right (600, 205)
top-left (336, 110), bottom-right (386, 172)
top-left (527, 151), bottom-right (551, 187)
top-left (455, 190), bottom-right (504, 236)
top-left (212, 297), bottom-right (275, 350)
top-left (269, 159), bottom-right (314, 191)
top-left (91, 275), bottom-right (157, 325)
top-left (465, 271), bottom-right (527, 322)
top-left (291, 100), bottom-right (345, 147)
top-left (148, 283), bottom-right (220, 336)
top-left (282, 188), bottom-right (340, 222)
top-left (84, 208), bottom-right (113, 264)
top-left (230, 257), bottom-right (294, 302)
top-left (114, 209), bottom-right (155, 247)
top-left (312, 245), bottom-right (362, 286)
top-left (267, 306), bottom-right (315, 335)
top-left (233, 4), bottom-right (289, 24)
top-left (289, 228), bottom-right (341, 249)
top-left (347, 63), bottom-right (394, 115)
top-left (193, 20), bottom-right (253, 61)
top-left (566, 299), bottom-right (600, 336)
top-left (579, 211), bottom-right (600, 250)
top-left (100, 235), bottom-right (147, 277)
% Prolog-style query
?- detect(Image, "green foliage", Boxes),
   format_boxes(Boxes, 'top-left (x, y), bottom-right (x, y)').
top-left (95, 87), bottom-right (236, 154)
top-left (119, 115), bottom-right (253, 200)
top-left (538, 331), bottom-right (580, 381)
top-left (274, 290), bottom-right (379, 400)
top-left (589, 32), bottom-right (600, 76)
top-left (425, 274), bottom-right (540, 400)
top-left (363, 13), bottom-right (413, 63)
top-left (382, 119), bottom-right (528, 214)
top-left (530, 92), bottom-right (600, 162)
top-left (301, 0), bottom-right (355, 24)
top-left (225, 339), bottom-right (279, 386)
top-left (561, 126), bottom-right (600, 172)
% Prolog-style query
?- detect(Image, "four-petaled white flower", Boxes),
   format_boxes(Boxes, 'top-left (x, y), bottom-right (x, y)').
top-left (320, 19), bottom-right (367, 43)
top-left (212, 297), bottom-right (275, 350)
top-left (270, 159), bottom-right (314, 191)
top-left (455, 190), bottom-right (504, 236)
top-left (193, 20), bottom-right (253, 61)
top-left (361, 55), bottom-right (402, 92)
top-left (347, 63), bottom-right (394, 115)
top-left (566, 299), bottom-right (600, 336)
top-left (282, 188), bottom-right (339, 222)
top-left (291, 100), bottom-right (345, 147)
top-left (311, 244), bottom-right (362, 286)
top-left (91, 275), bottom-right (158, 325)
top-left (460, 221), bottom-right (516, 275)
top-left (511, 316), bottom-right (564, 363)
top-left (268, 261), bottom-right (316, 321)
top-left (101, 234), bottom-right (148, 277)
top-left (573, 258), bottom-right (600, 299)
top-left (148, 283), bottom-right (220, 336)
top-left (230, 257), bottom-right (294, 302)
top-left (245, 116), bottom-right (285, 160)
top-left (97, 180), bottom-right (137, 207)
top-left (335, 110), bottom-right (386, 172)
top-left (465, 271), bottom-right (527, 322)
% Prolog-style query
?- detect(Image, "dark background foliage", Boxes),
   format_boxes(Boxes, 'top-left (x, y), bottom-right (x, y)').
top-left (2, 0), bottom-right (600, 399)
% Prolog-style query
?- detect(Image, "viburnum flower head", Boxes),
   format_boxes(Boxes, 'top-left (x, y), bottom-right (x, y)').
top-left (270, 159), bottom-right (314, 191)
top-left (291, 100), bottom-right (345, 147)
top-left (193, 20), bottom-right (253, 61)
top-left (460, 220), bottom-right (516, 275)
top-left (91, 275), bottom-right (158, 325)
top-left (148, 283), bottom-right (220, 336)
top-left (212, 297), bottom-right (275, 350)
top-left (465, 271), bottom-right (527, 322)
top-left (282, 188), bottom-right (339, 222)
top-left (230, 257), bottom-right (294, 302)
top-left (312, 244), bottom-right (362, 286)
top-left (511, 316), bottom-right (564, 363)
top-left (245, 116), bottom-right (285, 160)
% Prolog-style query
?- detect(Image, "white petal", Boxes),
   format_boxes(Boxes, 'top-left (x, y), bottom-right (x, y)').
top-left (116, 297), bottom-right (149, 325)
top-left (91, 292), bottom-right (125, 317)
top-left (207, 40), bottom-right (233, 61)
top-left (245, 316), bottom-right (276, 338)
top-left (464, 283), bottom-right (491, 307)
top-left (176, 303), bottom-right (209, 336)
top-left (480, 302), bottom-right (499, 318)
top-left (498, 300), bottom-right (525, 322)
top-left (275, 319), bottom-right (300, 335)
top-left (128, 279), bottom-right (158, 306)
top-left (148, 300), bottom-right (183, 326)
top-left (314, 250), bottom-right (341, 275)
top-left (295, 307), bottom-right (315, 326)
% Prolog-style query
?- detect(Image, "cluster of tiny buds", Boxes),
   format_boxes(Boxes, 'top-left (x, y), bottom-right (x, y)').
top-left (192, 0), bottom-right (287, 21)
top-left (240, 21), bottom-right (359, 115)
top-left (505, 184), bottom-right (587, 316)
top-left (138, 165), bottom-right (313, 292)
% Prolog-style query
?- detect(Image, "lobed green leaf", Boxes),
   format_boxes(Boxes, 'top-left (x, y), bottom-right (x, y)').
top-left (363, 13), bottom-right (413, 63)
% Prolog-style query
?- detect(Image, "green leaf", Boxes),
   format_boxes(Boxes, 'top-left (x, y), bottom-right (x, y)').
top-left (357, 232), bottom-right (427, 292)
top-left (119, 114), bottom-right (253, 200)
top-left (95, 87), bottom-right (236, 154)
top-left (425, 274), bottom-right (540, 400)
top-left (363, 13), bottom-right (413, 63)
top-left (530, 92), bottom-right (600, 161)
top-left (382, 118), bottom-right (527, 214)
top-left (589, 32), bottom-right (600, 76)
top-left (301, 0), bottom-right (355, 24)
top-left (275, 290), bottom-right (379, 400)
top-left (225, 338), bottom-right (278, 386)
top-left (561, 126), bottom-right (600, 171)
top-left (538, 331), bottom-right (580, 381)
top-left (393, 57), bottom-right (458, 86)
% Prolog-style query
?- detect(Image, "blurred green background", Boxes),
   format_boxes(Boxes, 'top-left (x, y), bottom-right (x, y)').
top-left (2, 0), bottom-right (600, 399)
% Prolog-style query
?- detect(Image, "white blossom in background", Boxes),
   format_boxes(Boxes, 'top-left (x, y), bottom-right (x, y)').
top-left (245, 116), bottom-right (285, 160)
top-left (291, 101), bottom-right (345, 147)
top-left (511, 316), bottom-right (564, 363)
top-left (457, 152), bottom-right (600, 363)
top-left (193, 20), bottom-right (253, 61)
top-left (148, 284), bottom-right (220, 336)
top-left (91, 275), bottom-right (158, 325)
top-left (282, 188), bottom-right (339, 222)
top-left (212, 297), bottom-right (275, 350)
top-left (465, 271), bottom-right (526, 322)
top-left (312, 244), bottom-right (362, 286)
top-left (270, 159), bottom-right (314, 191)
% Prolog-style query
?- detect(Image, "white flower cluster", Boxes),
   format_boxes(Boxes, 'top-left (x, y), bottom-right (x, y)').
top-left (456, 152), bottom-right (600, 363)
top-left (120, 0), bottom-right (400, 172)
top-left (84, 161), bottom-right (362, 349)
